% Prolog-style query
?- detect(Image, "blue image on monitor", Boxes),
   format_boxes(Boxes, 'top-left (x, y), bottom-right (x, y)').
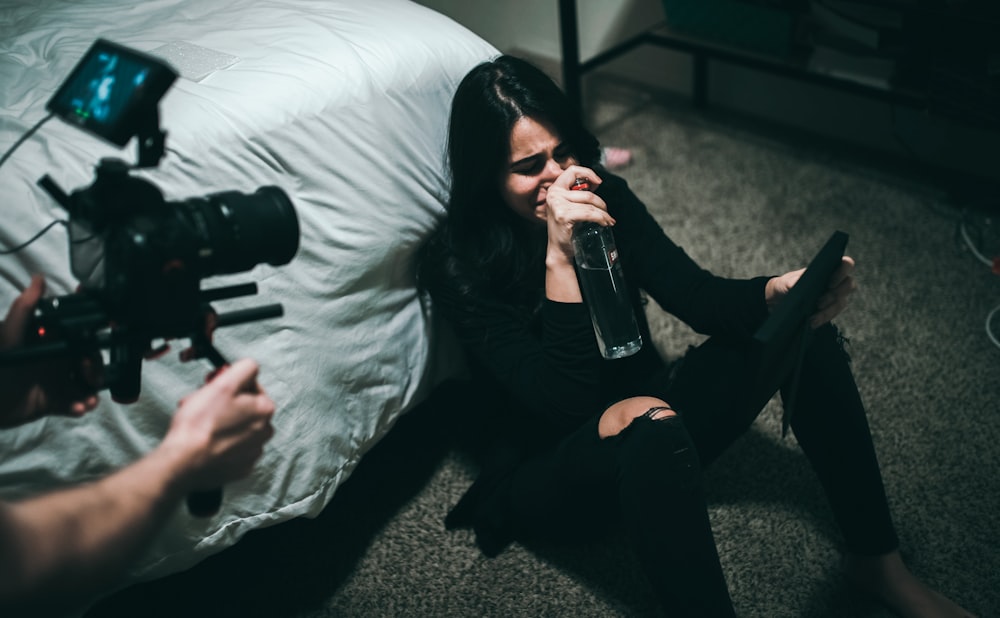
top-left (47, 39), bottom-right (178, 150)
top-left (63, 51), bottom-right (150, 127)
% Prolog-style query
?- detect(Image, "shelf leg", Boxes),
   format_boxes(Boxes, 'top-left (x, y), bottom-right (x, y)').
top-left (558, 0), bottom-right (583, 118)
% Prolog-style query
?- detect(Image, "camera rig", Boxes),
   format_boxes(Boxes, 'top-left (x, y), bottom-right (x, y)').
top-left (0, 39), bottom-right (301, 515)
top-left (1, 38), bottom-right (300, 401)
top-left (26, 158), bottom-right (296, 403)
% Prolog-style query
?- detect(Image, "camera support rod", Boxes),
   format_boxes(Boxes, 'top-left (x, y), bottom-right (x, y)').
top-left (136, 107), bottom-right (166, 168)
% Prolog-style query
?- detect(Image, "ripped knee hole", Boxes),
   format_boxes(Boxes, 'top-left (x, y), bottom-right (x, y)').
top-left (642, 405), bottom-right (677, 421)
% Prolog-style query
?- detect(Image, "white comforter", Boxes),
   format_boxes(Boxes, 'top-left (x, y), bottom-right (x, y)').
top-left (0, 0), bottom-right (495, 581)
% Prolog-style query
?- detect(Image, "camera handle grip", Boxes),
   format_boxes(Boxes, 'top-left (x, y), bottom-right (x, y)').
top-left (180, 306), bottom-right (281, 519)
top-left (187, 489), bottom-right (223, 517)
top-left (181, 333), bottom-right (228, 518)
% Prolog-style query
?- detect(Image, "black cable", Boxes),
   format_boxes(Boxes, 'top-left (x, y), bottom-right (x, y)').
top-left (0, 113), bottom-right (55, 170)
top-left (1, 114), bottom-right (96, 254)
top-left (0, 219), bottom-right (68, 254)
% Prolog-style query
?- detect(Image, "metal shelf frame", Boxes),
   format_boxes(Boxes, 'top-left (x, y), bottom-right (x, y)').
top-left (557, 0), bottom-right (926, 117)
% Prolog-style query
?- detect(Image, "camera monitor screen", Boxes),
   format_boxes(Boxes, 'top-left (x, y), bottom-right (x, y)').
top-left (47, 39), bottom-right (177, 147)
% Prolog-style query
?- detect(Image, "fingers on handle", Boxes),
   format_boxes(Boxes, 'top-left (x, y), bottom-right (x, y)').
top-left (2, 275), bottom-right (46, 346)
top-left (212, 358), bottom-right (261, 392)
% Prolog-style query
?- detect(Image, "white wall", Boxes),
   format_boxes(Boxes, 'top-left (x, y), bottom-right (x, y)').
top-left (418, 0), bottom-right (664, 64)
top-left (419, 0), bottom-right (999, 185)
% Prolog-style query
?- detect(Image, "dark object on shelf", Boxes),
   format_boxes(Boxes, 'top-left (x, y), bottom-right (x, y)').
top-left (898, 2), bottom-right (1000, 127)
top-left (559, 0), bottom-right (999, 125)
top-left (557, 0), bottom-right (921, 117)
top-left (661, 0), bottom-right (800, 58)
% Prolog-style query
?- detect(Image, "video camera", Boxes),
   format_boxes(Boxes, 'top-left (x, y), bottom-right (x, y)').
top-left (2, 38), bottom-right (300, 403)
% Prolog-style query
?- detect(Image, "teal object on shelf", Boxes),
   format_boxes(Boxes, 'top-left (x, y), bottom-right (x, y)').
top-left (661, 0), bottom-right (797, 57)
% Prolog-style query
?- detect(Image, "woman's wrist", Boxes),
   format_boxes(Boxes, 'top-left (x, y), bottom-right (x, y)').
top-left (147, 430), bottom-right (206, 500)
top-left (545, 249), bottom-right (583, 303)
top-left (764, 275), bottom-right (781, 312)
top-left (545, 251), bottom-right (576, 276)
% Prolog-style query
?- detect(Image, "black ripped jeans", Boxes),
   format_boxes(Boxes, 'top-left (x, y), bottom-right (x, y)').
top-left (499, 324), bottom-right (898, 617)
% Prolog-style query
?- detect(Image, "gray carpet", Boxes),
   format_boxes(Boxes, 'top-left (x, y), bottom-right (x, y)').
top-left (86, 77), bottom-right (1000, 618)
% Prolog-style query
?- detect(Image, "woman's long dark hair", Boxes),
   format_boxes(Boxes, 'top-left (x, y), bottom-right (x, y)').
top-left (419, 55), bottom-right (601, 315)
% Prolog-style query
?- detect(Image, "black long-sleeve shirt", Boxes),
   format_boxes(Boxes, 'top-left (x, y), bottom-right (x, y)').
top-left (431, 172), bottom-right (771, 433)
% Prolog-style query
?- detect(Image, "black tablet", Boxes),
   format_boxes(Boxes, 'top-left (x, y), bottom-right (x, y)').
top-left (755, 231), bottom-right (848, 435)
top-left (755, 230), bottom-right (849, 352)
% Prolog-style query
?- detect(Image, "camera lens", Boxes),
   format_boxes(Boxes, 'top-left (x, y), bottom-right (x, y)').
top-left (177, 186), bottom-right (300, 276)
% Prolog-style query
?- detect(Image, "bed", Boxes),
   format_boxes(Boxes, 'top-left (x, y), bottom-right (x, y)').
top-left (0, 0), bottom-right (495, 587)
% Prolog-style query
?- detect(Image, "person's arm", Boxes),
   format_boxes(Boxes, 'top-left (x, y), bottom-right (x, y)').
top-left (0, 444), bottom-right (193, 614)
top-left (601, 174), bottom-right (772, 339)
top-left (0, 358), bottom-right (275, 616)
top-left (602, 175), bottom-right (858, 333)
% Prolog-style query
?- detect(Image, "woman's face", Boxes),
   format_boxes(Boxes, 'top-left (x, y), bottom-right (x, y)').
top-left (500, 116), bottom-right (577, 224)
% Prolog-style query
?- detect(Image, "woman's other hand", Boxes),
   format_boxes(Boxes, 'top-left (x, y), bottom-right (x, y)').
top-left (765, 256), bottom-right (857, 328)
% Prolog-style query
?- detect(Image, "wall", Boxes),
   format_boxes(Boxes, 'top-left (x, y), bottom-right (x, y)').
top-left (418, 0), bottom-right (999, 187)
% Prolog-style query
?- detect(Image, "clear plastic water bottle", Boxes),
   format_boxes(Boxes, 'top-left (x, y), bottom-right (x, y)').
top-left (570, 178), bottom-right (642, 359)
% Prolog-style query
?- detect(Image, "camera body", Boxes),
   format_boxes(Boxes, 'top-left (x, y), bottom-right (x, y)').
top-left (16, 39), bottom-right (301, 403)
top-left (36, 157), bottom-right (299, 402)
